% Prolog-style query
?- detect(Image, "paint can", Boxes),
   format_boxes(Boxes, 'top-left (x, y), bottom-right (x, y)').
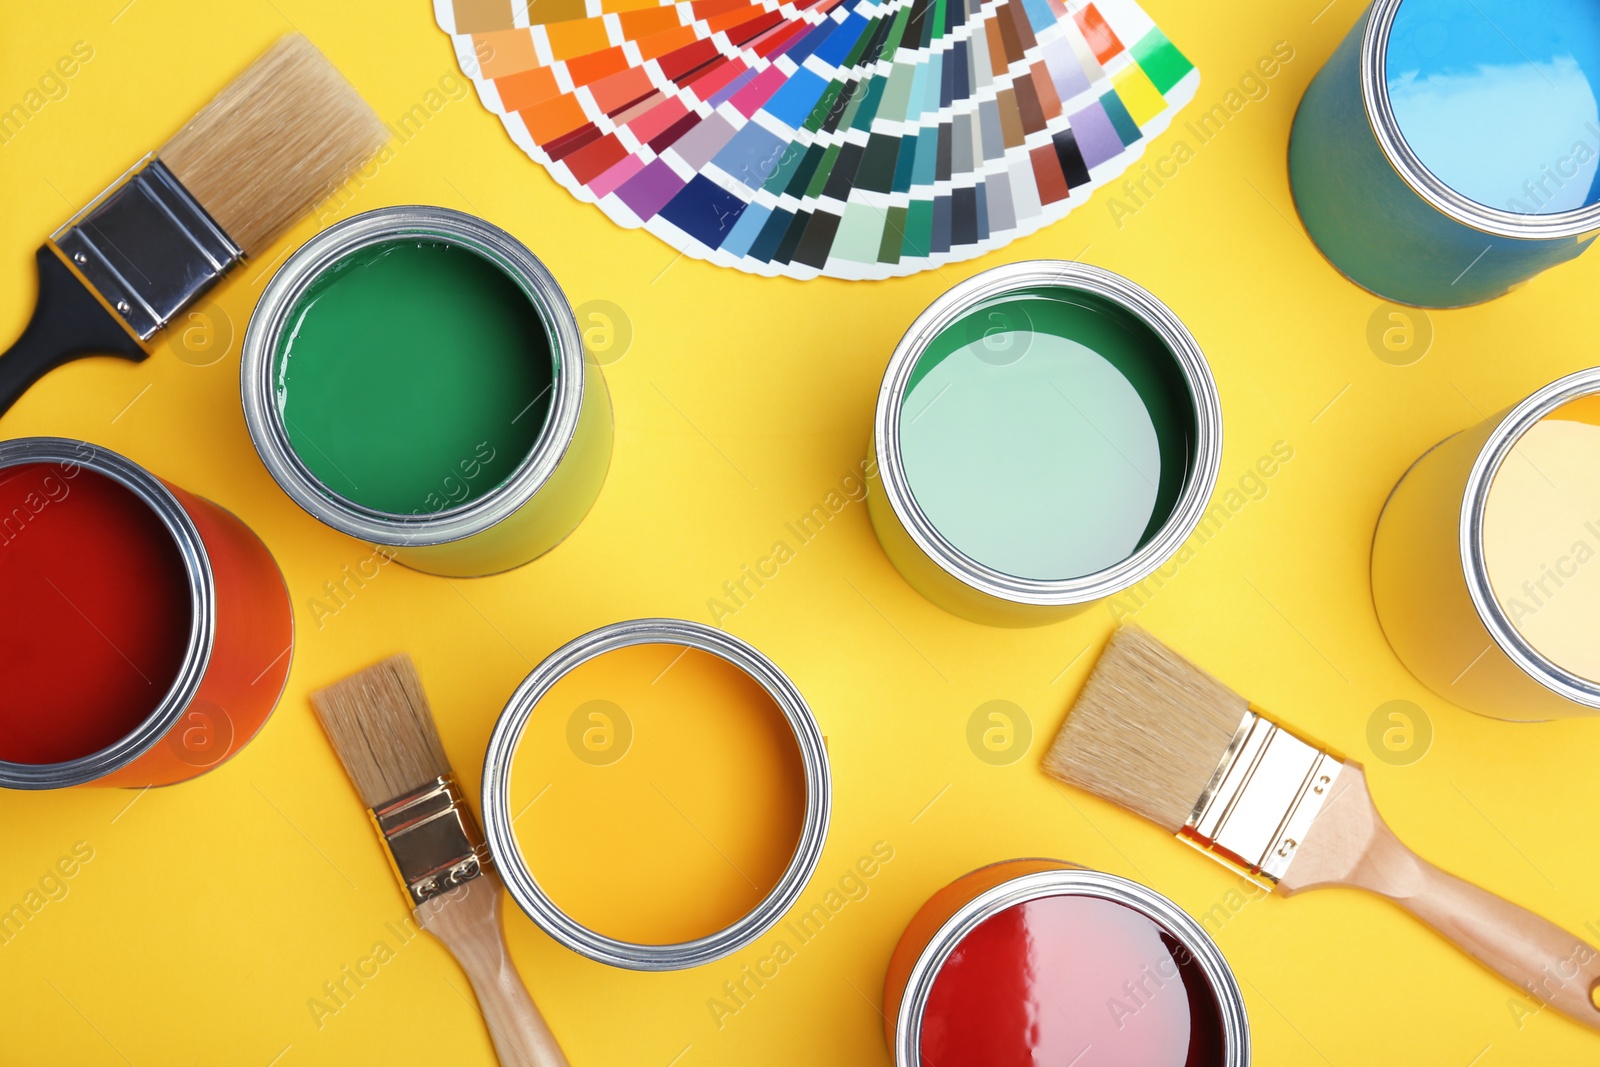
top-left (1372, 368), bottom-right (1600, 721)
top-left (1289, 0), bottom-right (1600, 307)
top-left (868, 260), bottom-right (1221, 627)
top-left (884, 859), bottom-right (1250, 1066)
top-left (481, 618), bottom-right (831, 970)
top-left (241, 205), bottom-right (611, 578)
top-left (0, 438), bottom-right (293, 788)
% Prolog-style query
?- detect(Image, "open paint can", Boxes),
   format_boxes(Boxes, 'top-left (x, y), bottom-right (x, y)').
top-left (481, 618), bottom-right (830, 969)
top-left (885, 859), bottom-right (1250, 1066)
top-left (1290, 0), bottom-right (1600, 307)
top-left (241, 205), bottom-right (611, 577)
top-left (0, 438), bottom-right (292, 788)
top-left (1373, 368), bottom-right (1600, 720)
top-left (868, 261), bottom-right (1221, 626)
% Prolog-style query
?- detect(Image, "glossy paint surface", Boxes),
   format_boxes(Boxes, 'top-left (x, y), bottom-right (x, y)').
top-left (1484, 395), bottom-right (1600, 681)
top-left (899, 290), bottom-right (1194, 581)
top-left (1387, 0), bottom-right (1600, 214)
top-left (0, 464), bottom-right (192, 765)
top-left (920, 893), bottom-right (1225, 1067)
top-left (275, 239), bottom-right (554, 515)
top-left (509, 643), bottom-right (807, 944)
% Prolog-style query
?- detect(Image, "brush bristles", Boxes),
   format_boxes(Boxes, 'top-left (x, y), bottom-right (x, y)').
top-left (310, 654), bottom-right (452, 810)
top-left (1044, 626), bottom-right (1249, 833)
top-left (158, 34), bottom-right (388, 256)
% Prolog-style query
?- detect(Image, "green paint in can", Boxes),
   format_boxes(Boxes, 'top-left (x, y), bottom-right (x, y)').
top-left (273, 240), bottom-right (554, 515)
top-left (898, 289), bottom-right (1197, 581)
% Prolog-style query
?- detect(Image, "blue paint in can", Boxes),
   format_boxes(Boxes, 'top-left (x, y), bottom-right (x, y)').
top-left (1388, 0), bottom-right (1600, 215)
top-left (1290, 0), bottom-right (1600, 307)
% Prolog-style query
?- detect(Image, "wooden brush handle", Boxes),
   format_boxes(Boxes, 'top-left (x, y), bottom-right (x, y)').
top-left (1391, 855), bottom-right (1600, 1029)
top-left (419, 872), bottom-right (571, 1067)
top-left (1282, 764), bottom-right (1600, 1033)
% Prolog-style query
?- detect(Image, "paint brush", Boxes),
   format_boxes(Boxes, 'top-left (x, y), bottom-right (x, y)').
top-left (311, 655), bottom-right (570, 1067)
top-left (0, 33), bottom-right (387, 416)
top-left (1045, 625), bottom-right (1600, 1033)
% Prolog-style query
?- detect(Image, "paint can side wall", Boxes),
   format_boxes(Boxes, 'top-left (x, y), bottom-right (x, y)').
top-left (1288, 7), bottom-right (1593, 308)
top-left (389, 359), bottom-right (613, 577)
top-left (97, 484), bottom-right (293, 785)
top-left (1371, 415), bottom-right (1580, 720)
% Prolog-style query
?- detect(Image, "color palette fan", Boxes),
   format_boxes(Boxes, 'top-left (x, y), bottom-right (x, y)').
top-left (436, 0), bottom-right (1197, 279)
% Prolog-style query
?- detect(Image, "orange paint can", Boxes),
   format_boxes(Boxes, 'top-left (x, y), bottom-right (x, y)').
top-left (0, 438), bottom-right (293, 788)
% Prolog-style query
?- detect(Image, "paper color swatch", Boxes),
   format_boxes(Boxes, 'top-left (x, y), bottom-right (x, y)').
top-left (435, 0), bottom-right (1198, 279)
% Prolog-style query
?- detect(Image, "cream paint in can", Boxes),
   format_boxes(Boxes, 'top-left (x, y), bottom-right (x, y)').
top-left (1372, 368), bottom-right (1600, 720)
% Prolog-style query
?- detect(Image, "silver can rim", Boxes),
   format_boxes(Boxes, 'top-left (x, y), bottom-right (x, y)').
top-left (480, 618), bottom-right (833, 970)
top-left (0, 437), bottom-right (215, 789)
top-left (1361, 0), bottom-right (1600, 240)
top-left (240, 205), bottom-right (585, 547)
top-left (894, 865), bottom-right (1251, 1066)
top-left (873, 260), bottom-right (1222, 606)
top-left (1460, 367), bottom-right (1600, 709)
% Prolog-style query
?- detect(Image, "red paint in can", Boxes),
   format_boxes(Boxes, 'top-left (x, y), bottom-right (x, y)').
top-left (0, 439), bottom-right (293, 788)
top-left (883, 860), bottom-right (1249, 1067)
top-left (919, 893), bottom-right (1225, 1066)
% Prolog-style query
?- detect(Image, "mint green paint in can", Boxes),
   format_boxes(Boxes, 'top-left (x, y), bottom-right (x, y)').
top-left (242, 207), bottom-right (612, 578)
top-left (869, 262), bottom-right (1221, 627)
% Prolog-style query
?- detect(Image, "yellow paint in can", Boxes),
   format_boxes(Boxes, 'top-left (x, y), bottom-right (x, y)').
top-left (507, 642), bottom-right (807, 945)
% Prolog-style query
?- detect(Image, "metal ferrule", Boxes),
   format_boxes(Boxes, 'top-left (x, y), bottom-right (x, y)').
top-left (51, 157), bottom-right (242, 342)
top-left (1180, 709), bottom-right (1343, 887)
top-left (371, 774), bottom-right (491, 906)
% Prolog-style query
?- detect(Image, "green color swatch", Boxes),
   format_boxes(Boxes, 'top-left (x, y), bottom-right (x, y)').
top-left (1131, 28), bottom-right (1193, 95)
top-left (274, 240), bottom-right (554, 515)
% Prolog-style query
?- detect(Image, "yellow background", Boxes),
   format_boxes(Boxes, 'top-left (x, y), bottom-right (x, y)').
top-left (2, 0), bottom-right (1598, 1064)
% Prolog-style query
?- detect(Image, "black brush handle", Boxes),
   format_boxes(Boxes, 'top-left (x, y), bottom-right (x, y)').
top-left (0, 246), bottom-right (147, 417)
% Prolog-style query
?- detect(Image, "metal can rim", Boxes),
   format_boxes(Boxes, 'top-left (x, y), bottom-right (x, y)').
top-left (0, 437), bottom-right (216, 789)
top-left (480, 617), bottom-right (833, 970)
top-left (1360, 0), bottom-right (1600, 241)
top-left (894, 864), bottom-right (1251, 1066)
top-left (1459, 366), bottom-right (1600, 709)
top-left (873, 260), bottom-right (1222, 606)
top-left (240, 205), bottom-right (586, 547)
